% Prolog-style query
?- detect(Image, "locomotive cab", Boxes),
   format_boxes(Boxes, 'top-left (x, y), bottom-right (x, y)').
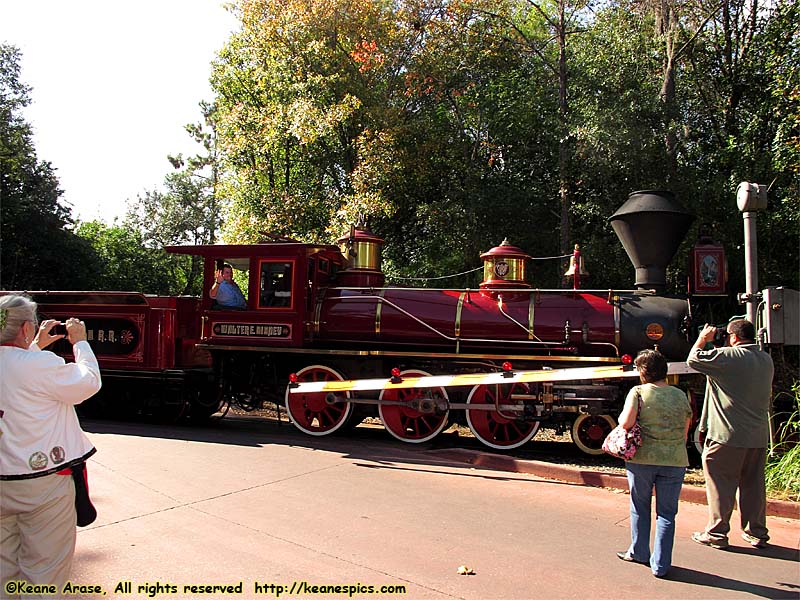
top-left (166, 241), bottom-right (345, 349)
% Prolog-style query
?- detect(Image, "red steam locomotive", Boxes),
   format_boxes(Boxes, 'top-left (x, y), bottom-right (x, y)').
top-left (19, 191), bottom-right (716, 455)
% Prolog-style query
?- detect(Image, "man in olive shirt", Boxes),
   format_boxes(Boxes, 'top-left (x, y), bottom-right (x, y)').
top-left (687, 319), bottom-right (774, 549)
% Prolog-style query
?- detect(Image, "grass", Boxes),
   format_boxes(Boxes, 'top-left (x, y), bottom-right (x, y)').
top-left (766, 381), bottom-right (800, 502)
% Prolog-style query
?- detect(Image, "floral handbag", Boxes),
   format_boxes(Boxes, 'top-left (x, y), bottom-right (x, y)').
top-left (602, 388), bottom-right (643, 460)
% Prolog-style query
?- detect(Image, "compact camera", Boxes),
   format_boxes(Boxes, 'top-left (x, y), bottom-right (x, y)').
top-left (51, 323), bottom-right (68, 336)
top-left (712, 327), bottom-right (729, 346)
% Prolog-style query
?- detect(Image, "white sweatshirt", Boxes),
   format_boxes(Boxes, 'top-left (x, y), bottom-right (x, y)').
top-left (1, 341), bottom-right (101, 479)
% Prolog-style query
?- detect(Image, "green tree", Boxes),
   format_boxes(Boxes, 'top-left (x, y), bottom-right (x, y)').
top-left (677, 0), bottom-right (799, 292)
top-left (567, 0), bottom-right (798, 292)
top-left (126, 103), bottom-right (223, 295)
top-left (75, 221), bottom-right (184, 294)
top-left (209, 0), bottom-right (797, 292)
top-left (0, 44), bottom-right (95, 290)
top-left (212, 0), bottom-right (569, 284)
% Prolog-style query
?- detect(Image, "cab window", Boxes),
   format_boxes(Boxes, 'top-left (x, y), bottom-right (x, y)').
top-left (259, 261), bottom-right (293, 308)
top-left (211, 258), bottom-right (248, 309)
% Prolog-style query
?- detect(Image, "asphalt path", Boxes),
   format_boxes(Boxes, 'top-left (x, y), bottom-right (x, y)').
top-left (55, 418), bottom-right (800, 600)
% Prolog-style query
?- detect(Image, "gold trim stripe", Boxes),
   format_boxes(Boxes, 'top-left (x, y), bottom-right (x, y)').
top-left (196, 343), bottom-right (622, 362)
top-left (528, 293), bottom-right (535, 340)
top-left (375, 289), bottom-right (385, 334)
top-left (455, 291), bottom-right (466, 337)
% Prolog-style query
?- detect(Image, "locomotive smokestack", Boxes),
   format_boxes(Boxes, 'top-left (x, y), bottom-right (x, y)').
top-left (609, 190), bottom-right (694, 291)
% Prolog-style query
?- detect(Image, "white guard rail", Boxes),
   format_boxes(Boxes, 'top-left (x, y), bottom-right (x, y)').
top-left (288, 362), bottom-right (699, 394)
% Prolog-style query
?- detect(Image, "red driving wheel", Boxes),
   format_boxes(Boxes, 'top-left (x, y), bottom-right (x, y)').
top-left (378, 370), bottom-right (449, 443)
top-left (285, 365), bottom-right (353, 436)
top-left (466, 383), bottom-right (540, 450)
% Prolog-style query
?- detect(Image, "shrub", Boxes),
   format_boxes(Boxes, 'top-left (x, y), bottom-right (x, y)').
top-left (766, 382), bottom-right (800, 502)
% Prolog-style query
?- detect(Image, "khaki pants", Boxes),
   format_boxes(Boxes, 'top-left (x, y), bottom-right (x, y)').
top-left (702, 440), bottom-right (769, 544)
top-left (1, 474), bottom-right (76, 599)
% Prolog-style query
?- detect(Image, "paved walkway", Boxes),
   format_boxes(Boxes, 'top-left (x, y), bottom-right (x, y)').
top-left (53, 419), bottom-right (800, 599)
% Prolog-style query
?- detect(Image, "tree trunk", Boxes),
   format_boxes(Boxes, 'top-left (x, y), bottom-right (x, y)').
top-left (659, 1), bottom-right (679, 184)
top-left (557, 0), bottom-right (571, 281)
top-left (182, 254), bottom-right (201, 296)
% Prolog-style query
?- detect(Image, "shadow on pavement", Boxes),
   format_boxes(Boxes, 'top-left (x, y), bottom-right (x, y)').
top-left (667, 566), bottom-right (800, 598)
top-left (353, 461), bottom-right (583, 486)
top-left (80, 415), bottom-right (568, 457)
top-left (79, 417), bottom-right (595, 486)
top-left (724, 543), bottom-right (800, 563)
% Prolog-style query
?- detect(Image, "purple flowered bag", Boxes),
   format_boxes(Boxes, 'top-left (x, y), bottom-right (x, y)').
top-left (602, 389), bottom-right (643, 460)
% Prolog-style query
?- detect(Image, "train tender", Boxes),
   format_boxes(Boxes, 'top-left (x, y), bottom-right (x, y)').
top-left (161, 189), bottom-right (699, 454)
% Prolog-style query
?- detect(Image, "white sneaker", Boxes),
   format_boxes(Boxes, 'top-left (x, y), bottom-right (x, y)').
top-left (741, 532), bottom-right (767, 548)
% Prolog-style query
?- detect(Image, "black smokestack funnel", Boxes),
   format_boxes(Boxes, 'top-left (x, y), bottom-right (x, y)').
top-left (609, 190), bottom-right (694, 291)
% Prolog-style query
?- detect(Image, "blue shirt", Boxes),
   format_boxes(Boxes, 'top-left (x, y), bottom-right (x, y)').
top-left (216, 280), bottom-right (246, 309)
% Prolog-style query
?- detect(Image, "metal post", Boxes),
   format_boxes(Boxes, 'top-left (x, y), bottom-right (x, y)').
top-left (736, 182), bottom-right (767, 327)
top-left (743, 211), bottom-right (758, 325)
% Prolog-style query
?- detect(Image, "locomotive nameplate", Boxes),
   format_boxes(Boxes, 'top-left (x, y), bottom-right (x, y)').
top-left (213, 322), bottom-right (291, 338)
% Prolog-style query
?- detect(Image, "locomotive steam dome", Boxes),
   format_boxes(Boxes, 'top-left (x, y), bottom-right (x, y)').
top-left (480, 239), bottom-right (531, 289)
top-left (609, 190), bottom-right (694, 291)
top-left (336, 228), bottom-right (386, 287)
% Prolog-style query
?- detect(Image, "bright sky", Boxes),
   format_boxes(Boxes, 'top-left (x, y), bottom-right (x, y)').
top-left (1, 0), bottom-right (239, 223)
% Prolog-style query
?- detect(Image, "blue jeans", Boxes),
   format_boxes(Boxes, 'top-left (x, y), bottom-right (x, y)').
top-left (625, 463), bottom-right (686, 576)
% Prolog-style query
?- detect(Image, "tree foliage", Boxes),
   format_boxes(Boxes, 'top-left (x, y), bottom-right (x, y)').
top-left (207, 0), bottom-right (796, 291)
top-left (125, 102), bottom-right (223, 295)
top-left (0, 44), bottom-right (96, 290)
top-left (3, 1), bottom-right (797, 296)
top-left (74, 221), bottom-right (185, 295)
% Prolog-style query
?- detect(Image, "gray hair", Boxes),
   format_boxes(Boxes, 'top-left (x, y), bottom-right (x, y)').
top-left (0, 294), bottom-right (38, 344)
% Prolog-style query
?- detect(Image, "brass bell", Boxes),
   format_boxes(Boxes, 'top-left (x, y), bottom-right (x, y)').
top-left (564, 244), bottom-right (589, 277)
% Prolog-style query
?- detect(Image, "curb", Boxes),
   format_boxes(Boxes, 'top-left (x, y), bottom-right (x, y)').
top-left (429, 448), bottom-right (799, 520)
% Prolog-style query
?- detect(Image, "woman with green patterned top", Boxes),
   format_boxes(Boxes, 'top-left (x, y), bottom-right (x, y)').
top-left (615, 349), bottom-right (692, 578)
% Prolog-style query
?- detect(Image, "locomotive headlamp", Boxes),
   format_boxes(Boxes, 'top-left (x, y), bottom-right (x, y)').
top-left (390, 367), bottom-right (403, 384)
top-left (621, 354), bottom-right (633, 365)
top-left (645, 323), bottom-right (665, 341)
top-left (501, 361), bottom-right (514, 378)
top-left (288, 372), bottom-right (299, 388)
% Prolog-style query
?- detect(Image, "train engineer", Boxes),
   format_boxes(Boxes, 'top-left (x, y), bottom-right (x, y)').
top-left (209, 263), bottom-right (247, 309)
